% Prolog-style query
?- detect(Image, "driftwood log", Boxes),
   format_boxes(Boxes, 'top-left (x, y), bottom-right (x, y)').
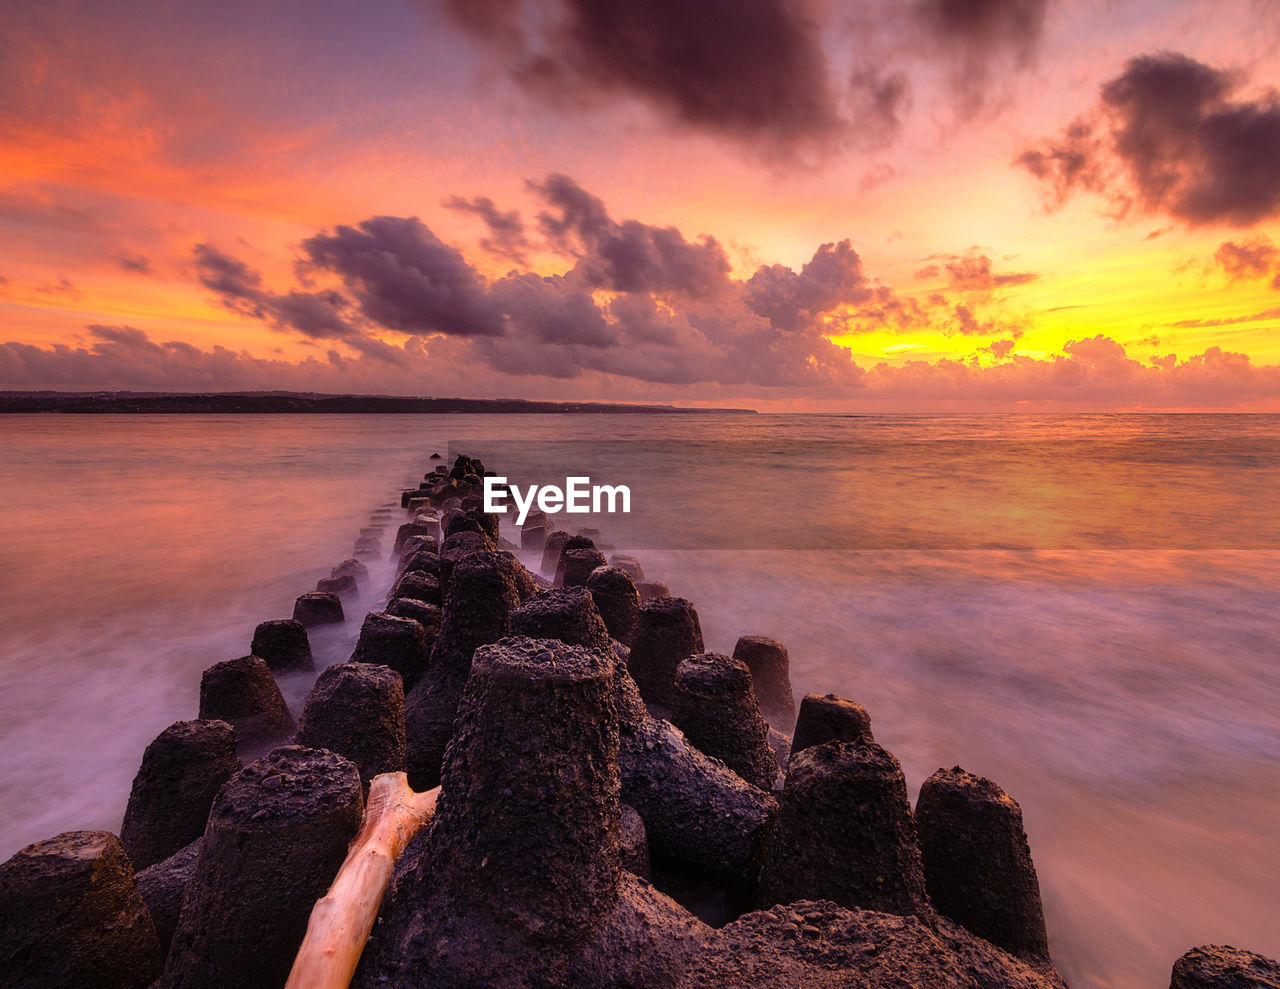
top-left (285, 773), bottom-right (439, 989)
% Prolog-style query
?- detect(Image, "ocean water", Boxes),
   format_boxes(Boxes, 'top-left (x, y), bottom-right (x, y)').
top-left (1, 412), bottom-right (1278, 988)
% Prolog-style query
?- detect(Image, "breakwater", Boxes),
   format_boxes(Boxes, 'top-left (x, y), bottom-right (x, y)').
top-left (1, 452), bottom-right (1276, 988)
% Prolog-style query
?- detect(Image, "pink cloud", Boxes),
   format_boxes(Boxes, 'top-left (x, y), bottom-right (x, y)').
top-left (5, 326), bottom-right (1278, 411)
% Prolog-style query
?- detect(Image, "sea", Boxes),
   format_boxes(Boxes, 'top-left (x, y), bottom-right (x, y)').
top-left (1, 412), bottom-right (1277, 988)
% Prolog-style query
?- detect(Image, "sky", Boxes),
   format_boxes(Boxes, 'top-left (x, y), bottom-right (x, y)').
top-left (2, 0), bottom-right (1280, 410)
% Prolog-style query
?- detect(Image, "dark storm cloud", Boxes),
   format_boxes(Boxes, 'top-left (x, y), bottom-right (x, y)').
top-left (187, 178), bottom-right (898, 388)
top-left (88, 323), bottom-right (163, 352)
top-left (443, 195), bottom-right (531, 265)
top-left (428, 0), bottom-right (1055, 156)
top-left (441, 0), bottom-right (522, 46)
top-left (0, 325), bottom-right (466, 393)
top-left (11, 324), bottom-right (1280, 408)
top-left (909, 0), bottom-right (1049, 114)
top-left (913, 0), bottom-right (1047, 64)
top-left (1214, 236), bottom-right (1280, 288)
top-left (301, 216), bottom-right (505, 337)
top-left (194, 243), bottom-right (359, 341)
top-left (441, 0), bottom-right (842, 153)
top-left (586, 220), bottom-right (733, 298)
top-left (848, 66), bottom-right (911, 140)
top-left (528, 174), bottom-right (733, 297)
top-left (1016, 120), bottom-right (1104, 208)
top-left (745, 240), bottom-right (873, 331)
top-left (265, 290), bottom-right (357, 339)
top-left (489, 272), bottom-right (617, 347)
top-left (529, 174), bottom-right (614, 252)
top-left (1019, 52), bottom-right (1280, 227)
top-left (481, 234), bottom-right (874, 386)
top-left (194, 243), bottom-right (264, 302)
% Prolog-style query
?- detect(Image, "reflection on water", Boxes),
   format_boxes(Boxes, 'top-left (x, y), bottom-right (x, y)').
top-left (1, 412), bottom-right (1278, 988)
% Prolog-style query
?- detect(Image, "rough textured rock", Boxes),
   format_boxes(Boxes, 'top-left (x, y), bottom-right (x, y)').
top-left (732, 635), bottom-right (797, 730)
top-left (391, 569), bottom-right (441, 607)
top-left (758, 741), bottom-right (932, 921)
top-left (510, 586), bottom-right (612, 649)
top-left (385, 596), bottom-right (442, 639)
top-left (316, 572), bottom-right (357, 598)
top-left (587, 565), bottom-right (642, 645)
top-left (119, 719), bottom-right (241, 869)
top-left (790, 692), bottom-right (874, 756)
top-left (438, 506), bottom-right (463, 539)
top-left (135, 838), bottom-right (203, 956)
top-left (418, 480), bottom-right (450, 507)
top-left (450, 454), bottom-right (482, 479)
top-left (620, 803), bottom-right (652, 880)
top-left (609, 553), bottom-right (646, 581)
top-left (249, 618), bottom-right (313, 674)
top-left (540, 529), bottom-right (570, 576)
top-left (629, 596), bottom-right (705, 710)
top-left (296, 661), bottom-right (407, 792)
top-left (637, 579), bottom-right (672, 603)
top-left (438, 529), bottom-right (490, 592)
top-left (397, 535), bottom-right (439, 567)
top-left (521, 513), bottom-right (551, 550)
top-left (621, 717), bottom-right (777, 889)
top-left (350, 611), bottom-right (431, 689)
top-left (0, 830), bottom-right (162, 989)
top-left (393, 516), bottom-right (440, 555)
top-left (561, 546), bottom-right (608, 588)
top-left (197, 655), bottom-right (294, 750)
top-left (162, 746), bottom-right (363, 989)
top-left (1170, 945), bottom-right (1280, 989)
top-left (915, 766), bottom-right (1051, 963)
top-left (445, 507), bottom-right (501, 544)
top-left (672, 652), bottom-right (779, 792)
top-left (403, 551), bottom-right (534, 789)
top-left (553, 534), bottom-right (598, 586)
top-left (768, 727), bottom-right (792, 779)
top-left (357, 636), bottom-right (706, 989)
top-left (680, 900), bottom-right (1067, 989)
top-left (292, 590), bottom-right (344, 627)
top-left (509, 586), bottom-right (649, 730)
top-left (611, 645), bottom-right (650, 732)
top-left (331, 558), bottom-right (369, 585)
top-left (398, 545), bottom-right (441, 577)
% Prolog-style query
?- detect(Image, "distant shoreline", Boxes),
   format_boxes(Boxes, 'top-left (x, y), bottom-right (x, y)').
top-left (0, 392), bottom-right (757, 415)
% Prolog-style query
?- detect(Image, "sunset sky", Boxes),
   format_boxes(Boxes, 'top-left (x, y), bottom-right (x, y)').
top-left (3, 0), bottom-right (1280, 409)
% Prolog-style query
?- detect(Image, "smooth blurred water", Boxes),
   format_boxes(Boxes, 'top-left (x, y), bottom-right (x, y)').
top-left (1, 412), bottom-right (1277, 988)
